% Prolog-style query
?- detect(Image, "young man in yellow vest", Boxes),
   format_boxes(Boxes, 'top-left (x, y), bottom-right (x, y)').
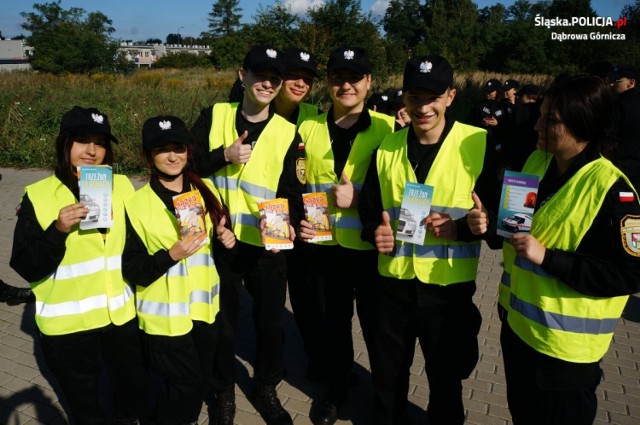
top-left (192, 46), bottom-right (305, 425)
top-left (274, 47), bottom-right (320, 126)
top-left (358, 55), bottom-right (500, 425)
top-left (296, 47), bottom-right (394, 425)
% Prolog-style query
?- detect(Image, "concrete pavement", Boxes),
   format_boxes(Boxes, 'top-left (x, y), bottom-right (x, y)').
top-left (0, 166), bottom-right (639, 424)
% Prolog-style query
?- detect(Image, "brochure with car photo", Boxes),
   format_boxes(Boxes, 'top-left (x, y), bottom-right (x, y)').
top-left (78, 165), bottom-right (113, 230)
top-left (397, 182), bottom-right (434, 246)
top-left (497, 170), bottom-right (540, 238)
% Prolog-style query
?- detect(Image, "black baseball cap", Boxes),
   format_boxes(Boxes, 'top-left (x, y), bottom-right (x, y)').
top-left (283, 48), bottom-right (318, 77)
top-left (242, 45), bottom-right (285, 76)
top-left (503, 79), bottom-right (520, 90)
top-left (483, 79), bottom-right (501, 93)
top-left (611, 64), bottom-right (638, 80)
top-left (60, 106), bottom-right (119, 143)
top-left (142, 115), bottom-right (192, 150)
top-left (402, 55), bottom-right (453, 95)
top-left (327, 47), bottom-right (371, 75)
top-left (516, 84), bottom-right (540, 97)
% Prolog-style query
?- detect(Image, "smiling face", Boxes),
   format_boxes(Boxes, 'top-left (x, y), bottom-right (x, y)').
top-left (327, 69), bottom-right (371, 113)
top-left (403, 88), bottom-right (455, 139)
top-left (279, 69), bottom-right (315, 106)
top-left (240, 68), bottom-right (283, 108)
top-left (69, 133), bottom-right (107, 167)
top-left (151, 142), bottom-right (188, 177)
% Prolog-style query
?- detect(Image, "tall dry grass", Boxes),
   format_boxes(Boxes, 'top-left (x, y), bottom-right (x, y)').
top-left (0, 68), bottom-right (552, 173)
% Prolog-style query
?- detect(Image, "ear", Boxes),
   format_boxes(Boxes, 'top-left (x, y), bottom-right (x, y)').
top-left (446, 88), bottom-right (457, 107)
top-left (239, 68), bottom-right (246, 83)
top-left (364, 74), bottom-right (372, 91)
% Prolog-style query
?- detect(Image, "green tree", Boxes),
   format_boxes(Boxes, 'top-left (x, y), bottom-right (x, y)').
top-left (421, 0), bottom-right (481, 71)
top-left (207, 0), bottom-right (243, 37)
top-left (21, 1), bottom-right (119, 74)
top-left (616, 0), bottom-right (640, 65)
top-left (248, 2), bottom-right (301, 50)
top-left (382, 0), bottom-right (425, 56)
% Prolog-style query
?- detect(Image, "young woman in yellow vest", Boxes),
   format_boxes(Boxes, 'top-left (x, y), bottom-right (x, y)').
top-left (122, 116), bottom-right (235, 425)
top-left (191, 45), bottom-right (305, 425)
top-left (295, 47), bottom-right (395, 424)
top-left (359, 56), bottom-right (502, 425)
top-left (10, 106), bottom-right (148, 425)
top-left (469, 75), bottom-right (640, 424)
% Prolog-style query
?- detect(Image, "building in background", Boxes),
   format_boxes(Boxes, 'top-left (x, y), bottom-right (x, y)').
top-left (0, 39), bottom-right (32, 72)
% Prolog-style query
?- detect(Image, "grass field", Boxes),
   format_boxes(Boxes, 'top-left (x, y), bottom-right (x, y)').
top-left (0, 68), bottom-right (551, 173)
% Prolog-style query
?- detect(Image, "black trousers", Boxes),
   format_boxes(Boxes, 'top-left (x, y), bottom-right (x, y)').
top-left (368, 277), bottom-right (481, 425)
top-left (212, 242), bottom-right (288, 387)
top-left (40, 318), bottom-right (148, 425)
top-left (287, 243), bottom-right (376, 386)
top-left (144, 320), bottom-right (218, 425)
top-left (500, 321), bottom-right (602, 425)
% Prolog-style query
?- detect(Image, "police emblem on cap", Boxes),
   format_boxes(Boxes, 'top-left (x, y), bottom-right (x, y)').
top-left (381, 95), bottom-right (388, 101)
top-left (420, 61), bottom-right (432, 73)
top-left (300, 52), bottom-right (310, 62)
top-left (344, 50), bottom-right (355, 60)
top-left (92, 113), bottom-right (104, 124)
top-left (621, 215), bottom-right (640, 256)
top-left (159, 120), bottom-right (172, 130)
top-left (266, 49), bottom-right (277, 58)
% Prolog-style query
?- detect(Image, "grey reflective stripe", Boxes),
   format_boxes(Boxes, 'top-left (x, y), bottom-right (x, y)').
top-left (353, 182), bottom-right (363, 191)
top-left (190, 285), bottom-right (221, 304)
top-left (136, 299), bottom-right (190, 317)
top-left (166, 262), bottom-right (188, 277)
top-left (238, 213), bottom-right (259, 227)
top-left (430, 205), bottom-right (469, 221)
top-left (501, 271), bottom-right (511, 288)
top-left (239, 180), bottom-right (276, 200)
top-left (186, 253), bottom-right (215, 268)
top-left (514, 258), bottom-right (552, 279)
top-left (394, 243), bottom-right (480, 259)
top-left (308, 183), bottom-right (332, 193)
top-left (335, 216), bottom-right (363, 230)
top-left (213, 175), bottom-right (236, 191)
top-left (509, 293), bottom-right (619, 335)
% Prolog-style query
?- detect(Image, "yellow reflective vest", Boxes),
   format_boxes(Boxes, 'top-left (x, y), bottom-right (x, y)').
top-left (296, 103), bottom-right (320, 127)
top-left (26, 174), bottom-right (136, 336)
top-left (208, 103), bottom-right (296, 246)
top-left (377, 123), bottom-right (487, 284)
top-left (125, 183), bottom-right (220, 337)
top-left (301, 109), bottom-right (394, 250)
top-left (499, 150), bottom-right (553, 310)
top-left (506, 156), bottom-right (636, 363)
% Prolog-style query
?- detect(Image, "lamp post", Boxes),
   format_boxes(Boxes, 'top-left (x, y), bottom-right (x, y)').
top-left (177, 26), bottom-right (184, 44)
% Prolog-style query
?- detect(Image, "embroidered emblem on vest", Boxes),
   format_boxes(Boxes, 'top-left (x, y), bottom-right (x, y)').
top-left (621, 215), bottom-right (640, 256)
top-left (296, 158), bottom-right (306, 184)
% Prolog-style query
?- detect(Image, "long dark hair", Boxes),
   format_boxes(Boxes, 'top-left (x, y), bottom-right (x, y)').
top-left (146, 143), bottom-right (229, 229)
top-left (544, 75), bottom-right (618, 159)
top-left (55, 131), bottom-right (114, 198)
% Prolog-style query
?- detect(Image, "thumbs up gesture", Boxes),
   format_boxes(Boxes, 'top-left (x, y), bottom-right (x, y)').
top-left (374, 211), bottom-right (395, 253)
top-left (467, 191), bottom-right (489, 235)
top-left (332, 171), bottom-right (358, 209)
top-left (224, 131), bottom-right (251, 164)
top-left (215, 216), bottom-right (236, 249)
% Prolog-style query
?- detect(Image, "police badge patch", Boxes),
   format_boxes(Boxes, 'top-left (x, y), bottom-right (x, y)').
top-left (296, 158), bottom-right (306, 184)
top-left (621, 215), bottom-right (640, 257)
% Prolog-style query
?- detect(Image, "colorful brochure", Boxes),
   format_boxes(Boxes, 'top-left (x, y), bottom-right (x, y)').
top-left (78, 165), bottom-right (112, 230)
top-left (173, 189), bottom-right (208, 242)
top-left (396, 182), bottom-right (434, 245)
top-left (258, 198), bottom-right (293, 250)
top-left (497, 170), bottom-right (539, 238)
top-left (303, 192), bottom-right (332, 242)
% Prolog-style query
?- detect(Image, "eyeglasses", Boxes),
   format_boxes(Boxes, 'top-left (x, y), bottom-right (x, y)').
top-left (328, 73), bottom-right (365, 86)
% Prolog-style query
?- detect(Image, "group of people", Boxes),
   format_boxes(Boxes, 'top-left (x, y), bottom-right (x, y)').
top-left (7, 42), bottom-right (640, 425)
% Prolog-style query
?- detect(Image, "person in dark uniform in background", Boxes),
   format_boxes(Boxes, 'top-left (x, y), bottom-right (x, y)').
top-left (295, 46), bottom-right (394, 425)
top-left (273, 47), bottom-right (320, 126)
top-left (191, 45), bottom-right (305, 425)
top-left (359, 55), bottom-right (500, 425)
top-left (470, 75), bottom-right (640, 425)
top-left (609, 64), bottom-right (640, 190)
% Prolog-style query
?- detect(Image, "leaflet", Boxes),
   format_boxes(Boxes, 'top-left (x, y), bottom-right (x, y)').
top-left (78, 165), bottom-right (112, 230)
top-left (396, 182), bottom-right (434, 246)
top-left (497, 170), bottom-right (539, 238)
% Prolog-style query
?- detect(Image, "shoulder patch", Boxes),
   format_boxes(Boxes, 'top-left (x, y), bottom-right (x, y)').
top-left (621, 215), bottom-right (640, 257)
top-left (296, 158), bottom-right (306, 185)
